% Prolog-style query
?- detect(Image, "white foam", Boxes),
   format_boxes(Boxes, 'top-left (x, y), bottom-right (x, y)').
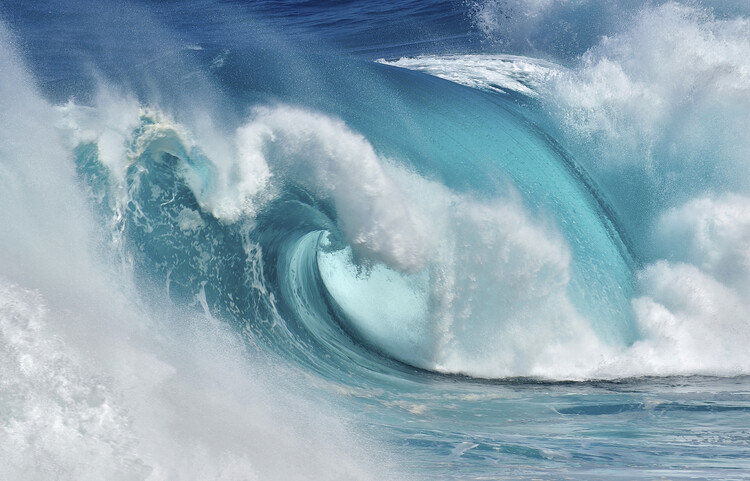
top-left (176, 207), bottom-right (206, 232)
top-left (1, 29), bottom-right (398, 480)
top-left (629, 261), bottom-right (749, 376)
top-left (653, 194), bottom-right (750, 294)
top-left (38, 2), bottom-right (750, 382)
top-left (0, 282), bottom-right (147, 480)
top-left (425, 193), bottom-right (611, 379)
top-left (553, 3), bottom-right (750, 184)
top-left (319, 166), bottom-right (614, 379)
top-left (377, 54), bottom-right (561, 97)
top-left (99, 103), bottom-right (632, 380)
top-left (619, 194), bottom-right (750, 376)
top-left (0, 277), bottom-right (396, 481)
top-left (233, 105), bottom-right (432, 272)
top-left (579, 193), bottom-right (750, 378)
top-left (542, 4), bottom-right (750, 377)
top-left (586, 259), bottom-right (750, 378)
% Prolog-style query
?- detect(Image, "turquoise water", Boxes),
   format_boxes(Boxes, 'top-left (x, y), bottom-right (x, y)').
top-left (1, 1), bottom-right (750, 479)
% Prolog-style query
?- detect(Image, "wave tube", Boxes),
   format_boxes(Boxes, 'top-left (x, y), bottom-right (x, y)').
top-left (56, 51), bottom-right (639, 379)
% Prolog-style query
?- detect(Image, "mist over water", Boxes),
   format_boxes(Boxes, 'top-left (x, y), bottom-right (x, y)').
top-left (2, 1), bottom-right (750, 479)
top-left (382, 1), bottom-right (750, 378)
top-left (0, 23), bottom-right (400, 480)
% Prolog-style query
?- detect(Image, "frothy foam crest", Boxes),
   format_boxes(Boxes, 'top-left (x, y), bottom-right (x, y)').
top-left (426, 194), bottom-right (611, 378)
top-left (62, 99), bottom-right (431, 272)
top-left (376, 54), bottom-right (561, 97)
top-left (234, 105), bottom-right (431, 272)
top-left (57, 87), bottom-right (270, 219)
top-left (553, 3), bottom-right (750, 191)
top-left (56, 91), bottom-right (142, 183)
top-left (321, 166), bottom-right (616, 379)
top-left (542, 3), bottom-right (750, 377)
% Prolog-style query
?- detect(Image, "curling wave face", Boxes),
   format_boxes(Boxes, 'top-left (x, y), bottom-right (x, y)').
top-left (3, 1), bottom-right (750, 479)
top-left (57, 62), bottom-right (638, 378)
top-left (50, 12), bottom-right (750, 378)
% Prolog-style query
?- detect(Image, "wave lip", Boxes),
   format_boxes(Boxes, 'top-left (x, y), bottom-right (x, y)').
top-left (377, 54), bottom-right (561, 97)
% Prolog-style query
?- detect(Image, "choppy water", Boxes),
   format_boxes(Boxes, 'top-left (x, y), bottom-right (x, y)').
top-left (2, 1), bottom-right (750, 479)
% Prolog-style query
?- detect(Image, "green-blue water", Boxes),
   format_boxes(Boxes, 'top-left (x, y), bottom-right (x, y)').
top-left (1, 1), bottom-right (749, 479)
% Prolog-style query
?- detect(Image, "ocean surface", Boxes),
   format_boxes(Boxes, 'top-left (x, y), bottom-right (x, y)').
top-left (1, 0), bottom-right (750, 479)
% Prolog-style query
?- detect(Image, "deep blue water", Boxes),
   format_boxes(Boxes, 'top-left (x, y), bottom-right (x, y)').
top-left (2, 1), bottom-right (750, 479)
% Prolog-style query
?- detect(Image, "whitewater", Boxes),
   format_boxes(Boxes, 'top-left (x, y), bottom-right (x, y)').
top-left (1, 0), bottom-right (750, 479)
